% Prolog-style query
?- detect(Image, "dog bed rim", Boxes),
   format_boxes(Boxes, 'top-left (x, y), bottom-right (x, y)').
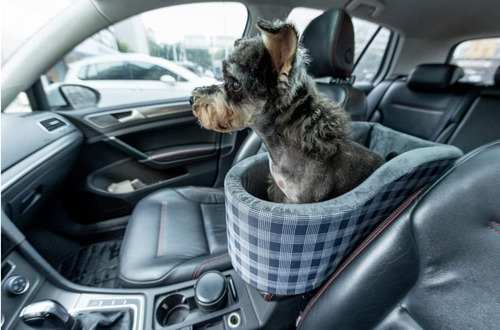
top-left (224, 145), bottom-right (462, 216)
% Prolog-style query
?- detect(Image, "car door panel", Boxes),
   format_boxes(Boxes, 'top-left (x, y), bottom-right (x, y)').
top-left (57, 98), bottom-right (233, 223)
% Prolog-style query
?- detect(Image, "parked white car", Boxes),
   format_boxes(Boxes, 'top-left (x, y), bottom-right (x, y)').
top-left (57, 53), bottom-right (219, 108)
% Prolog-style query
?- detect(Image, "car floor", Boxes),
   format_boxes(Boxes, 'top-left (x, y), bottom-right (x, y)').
top-left (56, 238), bottom-right (122, 288)
top-left (25, 197), bottom-right (128, 288)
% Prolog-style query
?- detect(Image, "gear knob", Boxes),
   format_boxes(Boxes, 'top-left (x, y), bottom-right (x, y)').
top-left (20, 300), bottom-right (79, 329)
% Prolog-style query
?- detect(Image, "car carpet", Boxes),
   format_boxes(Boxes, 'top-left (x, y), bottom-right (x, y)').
top-left (57, 239), bottom-right (122, 288)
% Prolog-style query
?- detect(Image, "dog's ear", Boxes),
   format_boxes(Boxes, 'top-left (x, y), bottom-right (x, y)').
top-left (234, 38), bottom-right (243, 47)
top-left (256, 19), bottom-right (298, 76)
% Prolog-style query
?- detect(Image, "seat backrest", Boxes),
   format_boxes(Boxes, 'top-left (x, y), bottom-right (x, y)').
top-left (447, 66), bottom-right (500, 152)
top-left (297, 140), bottom-right (500, 329)
top-left (369, 64), bottom-right (480, 142)
top-left (302, 9), bottom-right (368, 121)
top-left (232, 9), bottom-right (367, 165)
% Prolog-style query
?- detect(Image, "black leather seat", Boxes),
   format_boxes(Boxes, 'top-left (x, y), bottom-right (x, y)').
top-left (368, 64), bottom-right (480, 142)
top-left (119, 9), bottom-right (368, 288)
top-left (448, 66), bottom-right (500, 152)
top-left (297, 141), bottom-right (500, 329)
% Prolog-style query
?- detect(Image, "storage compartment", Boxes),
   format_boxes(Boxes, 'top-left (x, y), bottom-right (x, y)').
top-left (89, 159), bottom-right (187, 195)
top-left (225, 122), bottom-right (464, 295)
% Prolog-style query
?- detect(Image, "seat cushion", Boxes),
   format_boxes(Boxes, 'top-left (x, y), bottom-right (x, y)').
top-left (119, 186), bottom-right (231, 287)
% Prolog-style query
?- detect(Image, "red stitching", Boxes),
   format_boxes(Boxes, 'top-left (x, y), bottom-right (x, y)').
top-left (488, 226), bottom-right (500, 235)
top-left (491, 221), bottom-right (500, 227)
top-left (297, 189), bottom-right (423, 328)
top-left (192, 253), bottom-right (229, 279)
top-left (157, 203), bottom-right (167, 257)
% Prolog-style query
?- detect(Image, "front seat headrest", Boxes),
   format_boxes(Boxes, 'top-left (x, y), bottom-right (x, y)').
top-left (407, 64), bottom-right (464, 92)
top-left (302, 9), bottom-right (355, 79)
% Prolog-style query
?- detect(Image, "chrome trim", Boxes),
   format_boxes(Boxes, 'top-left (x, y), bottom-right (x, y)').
top-left (1, 132), bottom-right (82, 192)
top-left (227, 312), bottom-right (242, 328)
top-left (20, 300), bottom-right (69, 322)
top-left (69, 296), bottom-right (144, 330)
top-left (117, 109), bottom-right (145, 123)
top-left (84, 102), bottom-right (192, 129)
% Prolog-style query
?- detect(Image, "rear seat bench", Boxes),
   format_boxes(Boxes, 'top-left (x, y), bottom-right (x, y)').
top-left (447, 66), bottom-right (500, 152)
top-left (366, 64), bottom-right (500, 152)
top-left (366, 64), bottom-right (481, 143)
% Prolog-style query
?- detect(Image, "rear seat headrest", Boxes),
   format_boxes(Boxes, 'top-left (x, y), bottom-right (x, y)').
top-left (494, 66), bottom-right (500, 86)
top-left (407, 64), bottom-right (464, 92)
top-left (302, 9), bottom-right (355, 79)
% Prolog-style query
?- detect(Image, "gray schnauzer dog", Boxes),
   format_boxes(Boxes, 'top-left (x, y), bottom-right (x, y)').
top-left (191, 19), bottom-right (384, 204)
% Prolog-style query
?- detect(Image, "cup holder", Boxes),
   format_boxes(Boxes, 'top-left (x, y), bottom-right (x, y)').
top-left (156, 293), bottom-right (190, 326)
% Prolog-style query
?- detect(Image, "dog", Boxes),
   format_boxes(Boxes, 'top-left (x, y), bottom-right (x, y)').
top-left (190, 19), bottom-right (384, 204)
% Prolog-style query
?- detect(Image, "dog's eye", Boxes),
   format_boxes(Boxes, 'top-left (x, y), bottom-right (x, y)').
top-left (232, 80), bottom-right (242, 92)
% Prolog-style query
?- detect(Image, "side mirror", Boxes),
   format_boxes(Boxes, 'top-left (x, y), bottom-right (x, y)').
top-left (160, 75), bottom-right (176, 86)
top-left (59, 84), bottom-right (100, 110)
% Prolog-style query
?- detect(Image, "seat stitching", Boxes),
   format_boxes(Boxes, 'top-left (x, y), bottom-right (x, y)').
top-left (297, 189), bottom-right (423, 328)
top-left (192, 253), bottom-right (230, 279)
top-left (198, 203), bottom-right (211, 255)
top-left (157, 202), bottom-right (167, 257)
top-left (488, 226), bottom-right (500, 235)
top-left (491, 220), bottom-right (500, 227)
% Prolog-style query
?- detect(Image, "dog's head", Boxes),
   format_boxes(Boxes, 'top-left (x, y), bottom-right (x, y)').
top-left (191, 19), bottom-right (304, 133)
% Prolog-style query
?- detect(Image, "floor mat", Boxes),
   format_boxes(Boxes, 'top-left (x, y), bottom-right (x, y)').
top-left (57, 240), bottom-right (122, 288)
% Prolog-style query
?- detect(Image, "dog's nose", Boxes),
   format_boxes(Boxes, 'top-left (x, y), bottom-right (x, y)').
top-left (189, 96), bottom-right (194, 105)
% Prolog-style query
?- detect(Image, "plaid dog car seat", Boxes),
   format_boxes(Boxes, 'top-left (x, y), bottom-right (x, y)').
top-left (225, 122), bottom-right (463, 295)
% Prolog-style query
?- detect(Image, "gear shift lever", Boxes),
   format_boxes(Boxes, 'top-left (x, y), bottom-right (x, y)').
top-left (20, 300), bottom-right (80, 329)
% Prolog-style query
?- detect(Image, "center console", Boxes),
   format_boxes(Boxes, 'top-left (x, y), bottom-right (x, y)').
top-left (2, 246), bottom-right (309, 330)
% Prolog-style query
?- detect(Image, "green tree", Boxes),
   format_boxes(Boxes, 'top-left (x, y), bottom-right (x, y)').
top-left (185, 49), bottom-right (212, 69)
top-left (117, 41), bottom-right (131, 53)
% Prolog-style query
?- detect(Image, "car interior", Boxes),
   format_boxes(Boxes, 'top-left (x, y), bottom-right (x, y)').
top-left (1, 0), bottom-right (500, 329)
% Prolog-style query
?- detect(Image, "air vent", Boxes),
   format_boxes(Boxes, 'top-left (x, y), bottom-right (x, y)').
top-left (39, 118), bottom-right (66, 132)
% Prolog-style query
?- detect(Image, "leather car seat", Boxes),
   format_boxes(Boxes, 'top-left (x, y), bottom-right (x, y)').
top-left (118, 9), bottom-right (368, 288)
top-left (297, 140), bottom-right (500, 329)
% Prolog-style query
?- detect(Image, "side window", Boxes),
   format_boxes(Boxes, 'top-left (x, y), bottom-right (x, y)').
top-left (127, 61), bottom-right (174, 81)
top-left (288, 8), bottom-right (391, 84)
top-left (352, 25), bottom-right (391, 84)
top-left (450, 38), bottom-right (500, 85)
top-left (81, 61), bottom-right (128, 80)
top-left (42, 2), bottom-right (248, 109)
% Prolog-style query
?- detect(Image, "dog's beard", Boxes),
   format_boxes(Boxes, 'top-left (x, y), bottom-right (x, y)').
top-left (192, 87), bottom-right (264, 133)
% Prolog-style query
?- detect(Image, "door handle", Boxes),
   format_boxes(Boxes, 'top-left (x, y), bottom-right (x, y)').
top-left (105, 136), bottom-right (149, 161)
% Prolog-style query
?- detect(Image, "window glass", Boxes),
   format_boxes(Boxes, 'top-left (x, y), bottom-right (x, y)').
top-left (43, 2), bottom-right (248, 109)
top-left (288, 7), bottom-right (391, 83)
top-left (353, 28), bottom-right (391, 84)
top-left (82, 62), bottom-right (128, 80)
top-left (450, 38), bottom-right (500, 85)
top-left (128, 61), bottom-right (172, 80)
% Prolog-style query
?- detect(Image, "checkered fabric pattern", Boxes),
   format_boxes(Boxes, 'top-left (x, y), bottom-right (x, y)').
top-left (226, 158), bottom-right (456, 295)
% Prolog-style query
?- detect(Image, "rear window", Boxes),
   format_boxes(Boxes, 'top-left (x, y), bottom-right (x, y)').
top-left (288, 7), bottom-right (391, 84)
top-left (450, 37), bottom-right (500, 85)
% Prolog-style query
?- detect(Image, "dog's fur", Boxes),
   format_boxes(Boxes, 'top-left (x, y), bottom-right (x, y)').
top-left (191, 19), bottom-right (384, 203)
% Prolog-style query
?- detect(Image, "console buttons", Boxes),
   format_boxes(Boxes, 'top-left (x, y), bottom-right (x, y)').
top-left (5, 276), bottom-right (30, 296)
